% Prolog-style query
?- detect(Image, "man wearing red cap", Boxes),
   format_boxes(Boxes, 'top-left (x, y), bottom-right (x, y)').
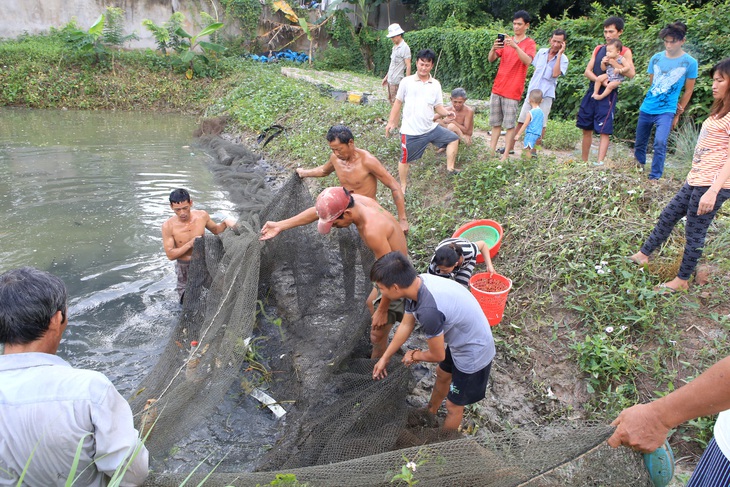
top-left (296, 125), bottom-right (408, 233)
top-left (260, 187), bottom-right (408, 358)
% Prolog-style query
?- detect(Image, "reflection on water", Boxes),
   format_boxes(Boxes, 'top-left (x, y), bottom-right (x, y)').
top-left (0, 107), bottom-right (235, 395)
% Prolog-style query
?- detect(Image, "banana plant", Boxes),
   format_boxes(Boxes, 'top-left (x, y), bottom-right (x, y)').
top-left (175, 22), bottom-right (226, 78)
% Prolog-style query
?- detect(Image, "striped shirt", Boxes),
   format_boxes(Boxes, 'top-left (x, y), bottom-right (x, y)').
top-left (427, 237), bottom-right (479, 288)
top-left (686, 112), bottom-right (730, 189)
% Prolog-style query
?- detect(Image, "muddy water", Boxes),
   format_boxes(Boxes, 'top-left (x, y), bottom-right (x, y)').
top-left (0, 107), bottom-right (236, 394)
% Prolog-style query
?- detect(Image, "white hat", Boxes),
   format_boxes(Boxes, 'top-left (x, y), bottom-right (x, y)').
top-left (387, 23), bottom-right (405, 38)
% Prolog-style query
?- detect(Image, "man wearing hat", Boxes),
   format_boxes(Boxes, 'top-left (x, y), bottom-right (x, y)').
top-left (382, 23), bottom-right (411, 104)
top-left (260, 187), bottom-right (408, 358)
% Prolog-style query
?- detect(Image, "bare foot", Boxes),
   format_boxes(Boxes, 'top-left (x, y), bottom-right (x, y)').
top-left (654, 277), bottom-right (689, 292)
top-left (629, 251), bottom-right (649, 265)
top-left (436, 147), bottom-right (446, 154)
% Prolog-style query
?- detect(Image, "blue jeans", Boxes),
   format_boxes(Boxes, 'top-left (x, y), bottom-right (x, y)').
top-left (634, 111), bottom-right (674, 180)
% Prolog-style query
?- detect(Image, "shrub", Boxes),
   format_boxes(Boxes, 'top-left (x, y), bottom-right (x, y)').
top-left (541, 119), bottom-right (582, 150)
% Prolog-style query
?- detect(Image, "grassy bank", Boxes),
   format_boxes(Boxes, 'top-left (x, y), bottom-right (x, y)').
top-left (0, 33), bottom-right (243, 112)
top-left (4, 37), bottom-right (730, 471)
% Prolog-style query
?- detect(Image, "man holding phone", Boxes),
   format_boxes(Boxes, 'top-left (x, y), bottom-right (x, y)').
top-left (487, 10), bottom-right (537, 160)
top-left (507, 29), bottom-right (569, 156)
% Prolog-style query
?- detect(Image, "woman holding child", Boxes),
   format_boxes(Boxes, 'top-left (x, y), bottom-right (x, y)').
top-left (631, 58), bottom-right (730, 292)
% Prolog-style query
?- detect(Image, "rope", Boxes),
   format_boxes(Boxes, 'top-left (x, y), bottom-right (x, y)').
top-left (515, 430), bottom-right (615, 487)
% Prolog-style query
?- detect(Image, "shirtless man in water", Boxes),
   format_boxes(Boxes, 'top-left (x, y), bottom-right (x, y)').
top-left (162, 188), bottom-right (236, 301)
top-left (297, 125), bottom-right (408, 233)
top-left (260, 187), bottom-right (408, 358)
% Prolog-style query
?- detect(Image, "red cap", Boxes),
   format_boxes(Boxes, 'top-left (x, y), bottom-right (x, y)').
top-left (315, 187), bottom-right (351, 234)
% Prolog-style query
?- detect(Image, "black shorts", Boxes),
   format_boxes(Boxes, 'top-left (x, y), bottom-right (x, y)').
top-left (439, 347), bottom-right (492, 406)
top-left (576, 88), bottom-right (617, 135)
top-left (400, 126), bottom-right (459, 164)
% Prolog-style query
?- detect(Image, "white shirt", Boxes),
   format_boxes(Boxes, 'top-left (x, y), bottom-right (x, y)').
top-left (0, 353), bottom-right (149, 486)
top-left (714, 410), bottom-right (730, 461)
top-left (396, 74), bottom-right (444, 136)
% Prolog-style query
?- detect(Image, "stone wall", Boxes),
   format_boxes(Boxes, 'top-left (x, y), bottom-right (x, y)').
top-left (0, 0), bottom-right (219, 49)
top-left (0, 0), bottom-right (414, 52)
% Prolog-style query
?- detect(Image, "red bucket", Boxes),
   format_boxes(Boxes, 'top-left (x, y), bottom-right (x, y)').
top-left (469, 272), bottom-right (512, 326)
top-left (452, 219), bottom-right (504, 263)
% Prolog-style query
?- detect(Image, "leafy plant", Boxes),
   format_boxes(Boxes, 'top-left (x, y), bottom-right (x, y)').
top-left (668, 117), bottom-right (701, 174)
top-left (142, 12), bottom-right (186, 54)
top-left (221, 0), bottom-right (263, 46)
top-left (62, 15), bottom-right (106, 57)
top-left (391, 453), bottom-right (428, 486)
top-left (175, 22), bottom-right (227, 78)
top-left (257, 473), bottom-right (309, 486)
top-left (62, 7), bottom-right (137, 66)
top-left (541, 119), bottom-right (582, 151)
top-left (102, 7), bottom-right (138, 48)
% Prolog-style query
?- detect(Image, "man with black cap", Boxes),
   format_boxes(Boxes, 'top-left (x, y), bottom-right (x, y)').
top-left (382, 23), bottom-right (411, 104)
top-left (260, 187), bottom-right (408, 358)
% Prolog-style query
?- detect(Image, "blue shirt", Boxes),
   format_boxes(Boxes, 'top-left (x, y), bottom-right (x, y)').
top-left (526, 48), bottom-right (569, 99)
top-left (406, 274), bottom-right (495, 373)
top-left (526, 107), bottom-right (544, 137)
top-left (0, 353), bottom-right (148, 486)
top-left (640, 52), bottom-right (698, 115)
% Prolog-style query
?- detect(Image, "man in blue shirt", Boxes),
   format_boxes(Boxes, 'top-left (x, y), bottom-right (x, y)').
top-left (634, 22), bottom-right (698, 180)
top-left (371, 252), bottom-right (495, 430)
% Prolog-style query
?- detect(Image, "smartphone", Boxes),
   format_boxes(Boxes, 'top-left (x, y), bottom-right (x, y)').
top-left (497, 33), bottom-right (505, 44)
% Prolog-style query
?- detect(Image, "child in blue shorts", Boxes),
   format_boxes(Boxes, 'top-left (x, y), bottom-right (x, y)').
top-left (514, 89), bottom-right (544, 158)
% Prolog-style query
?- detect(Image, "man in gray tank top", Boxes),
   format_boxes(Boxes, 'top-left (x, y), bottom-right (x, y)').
top-left (371, 251), bottom-right (495, 430)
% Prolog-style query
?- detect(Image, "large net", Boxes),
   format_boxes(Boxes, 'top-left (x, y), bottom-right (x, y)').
top-left (133, 135), bottom-right (653, 486)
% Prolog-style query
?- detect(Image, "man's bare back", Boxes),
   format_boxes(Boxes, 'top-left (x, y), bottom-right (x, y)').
top-left (349, 194), bottom-right (407, 258)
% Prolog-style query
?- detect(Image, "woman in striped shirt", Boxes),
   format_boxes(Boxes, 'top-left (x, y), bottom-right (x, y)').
top-left (631, 58), bottom-right (730, 292)
top-left (427, 237), bottom-right (495, 288)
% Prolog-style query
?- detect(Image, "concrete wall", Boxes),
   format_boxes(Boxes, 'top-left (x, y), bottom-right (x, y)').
top-left (0, 0), bottom-right (415, 51)
top-left (0, 0), bottom-right (220, 49)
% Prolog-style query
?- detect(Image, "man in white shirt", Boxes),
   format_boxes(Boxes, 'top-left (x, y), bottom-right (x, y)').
top-left (386, 48), bottom-right (459, 194)
top-left (0, 267), bottom-right (149, 486)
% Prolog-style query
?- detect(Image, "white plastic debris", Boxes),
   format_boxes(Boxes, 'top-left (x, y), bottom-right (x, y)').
top-left (250, 387), bottom-right (287, 419)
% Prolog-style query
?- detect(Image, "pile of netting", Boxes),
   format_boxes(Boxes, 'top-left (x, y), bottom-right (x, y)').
top-left (133, 136), bottom-right (652, 486)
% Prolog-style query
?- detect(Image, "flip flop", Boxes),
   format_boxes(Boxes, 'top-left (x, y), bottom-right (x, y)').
top-left (643, 439), bottom-right (674, 487)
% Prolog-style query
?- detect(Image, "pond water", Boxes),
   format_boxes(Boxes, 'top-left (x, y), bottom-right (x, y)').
top-left (0, 107), bottom-right (236, 395)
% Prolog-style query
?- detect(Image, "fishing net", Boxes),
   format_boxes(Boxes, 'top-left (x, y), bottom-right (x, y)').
top-left (133, 136), bottom-right (652, 486)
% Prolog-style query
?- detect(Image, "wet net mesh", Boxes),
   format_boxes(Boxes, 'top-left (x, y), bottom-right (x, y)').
top-left (133, 136), bottom-right (652, 486)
